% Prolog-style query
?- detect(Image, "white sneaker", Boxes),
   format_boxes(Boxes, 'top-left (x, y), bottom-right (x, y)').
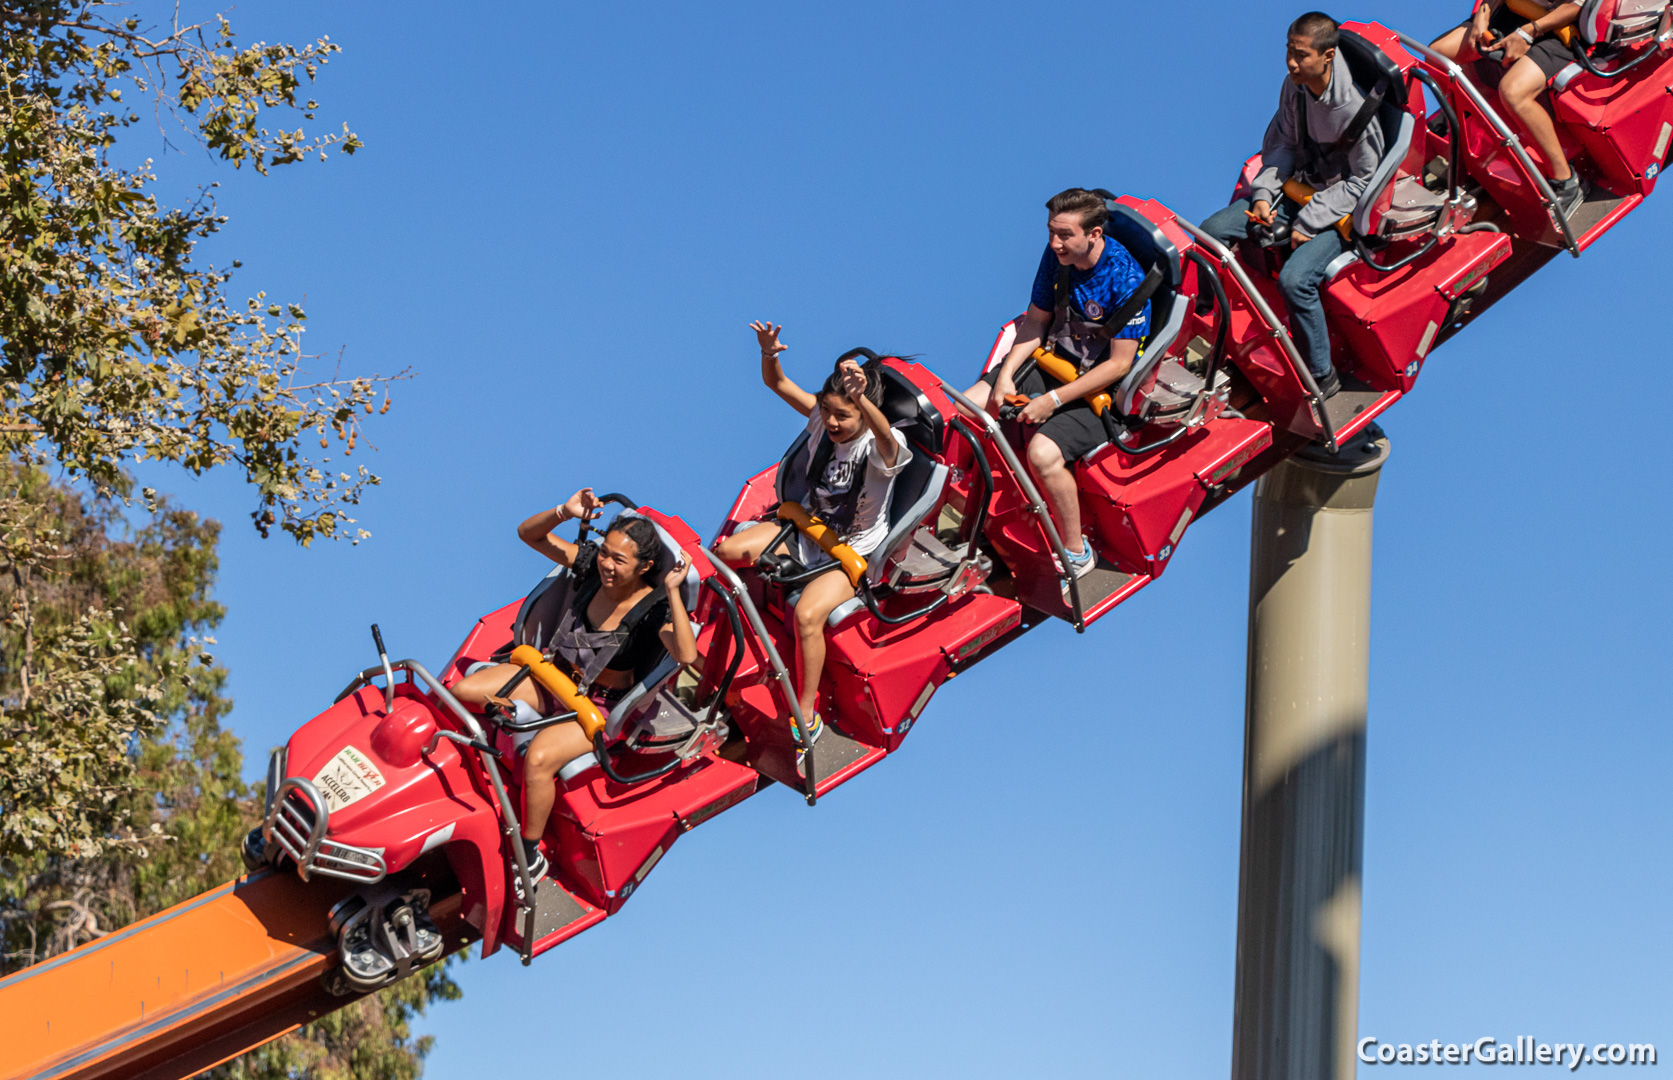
top-left (1062, 538), bottom-right (1097, 579)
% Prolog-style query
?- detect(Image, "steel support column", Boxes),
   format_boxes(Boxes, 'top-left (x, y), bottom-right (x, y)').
top-left (1232, 427), bottom-right (1390, 1080)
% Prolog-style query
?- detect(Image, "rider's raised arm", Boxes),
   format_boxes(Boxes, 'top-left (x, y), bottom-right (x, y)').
top-left (658, 553), bottom-right (700, 666)
top-left (752, 320), bottom-right (817, 417)
top-left (840, 360), bottom-right (902, 470)
top-left (517, 488), bottom-right (602, 566)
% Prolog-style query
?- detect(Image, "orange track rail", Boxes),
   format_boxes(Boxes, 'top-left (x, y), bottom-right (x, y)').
top-left (0, 872), bottom-right (464, 1080)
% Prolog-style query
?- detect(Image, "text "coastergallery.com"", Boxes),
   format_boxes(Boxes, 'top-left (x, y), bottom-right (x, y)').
top-left (1358, 1036), bottom-right (1656, 1068)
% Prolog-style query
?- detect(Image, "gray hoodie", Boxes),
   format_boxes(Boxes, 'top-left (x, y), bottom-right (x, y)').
top-left (1250, 48), bottom-right (1385, 238)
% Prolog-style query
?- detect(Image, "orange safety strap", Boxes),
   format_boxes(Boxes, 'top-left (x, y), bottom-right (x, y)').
top-left (1031, 348), bottom-right (1113, 416)
top-left (776, 501), bottom-right (867, 587)
top-left (509, 644), bottom-right (607, 739)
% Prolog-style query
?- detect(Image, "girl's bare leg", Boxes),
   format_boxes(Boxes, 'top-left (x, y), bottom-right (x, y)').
top-left (519, 721), bottom-right (592, 845)
top-left (451, 662), bottom-right (544, 710)
top-left (713, 520), bottom-right (791, 565)
top-left (791, 569), bottom-right (857, 720)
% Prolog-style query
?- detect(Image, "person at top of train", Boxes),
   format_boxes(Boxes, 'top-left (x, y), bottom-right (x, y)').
top-left (452, 492), bottom-right (698, 888)
top-left (1429, 1), bottom-right (1585, 219)
top-left (960, 187), bottom-right (1151, 582)
top-left (714, 326), bottom-right (912, 765)
top-left (1199, 10), bottom-right (1385, 400)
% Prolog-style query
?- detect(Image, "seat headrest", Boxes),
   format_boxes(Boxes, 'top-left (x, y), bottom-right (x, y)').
top-left (878, 363), bottom-right (945, 455)
top-left (1104, 201), bottom-right (1182, 291)
top-left (1337, 29), bottom-right (1408, 108)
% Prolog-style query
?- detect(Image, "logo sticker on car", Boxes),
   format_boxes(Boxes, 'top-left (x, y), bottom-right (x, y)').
top-left (312, 746), bottom-right (387, 813)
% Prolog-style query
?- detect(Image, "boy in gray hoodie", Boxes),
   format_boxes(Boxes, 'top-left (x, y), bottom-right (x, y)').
top-left (1200, 12), bottom-right (1384, 398)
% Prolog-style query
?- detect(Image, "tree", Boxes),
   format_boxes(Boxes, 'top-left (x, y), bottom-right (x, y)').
top-left (0, 464), bottom-right (459, 1078)
top-left (0, 5), bottom-right (457, 1074)
top-left (0, 0), bottom-right (403, 857)
top-left (0, 0), bottom-right (401, 545)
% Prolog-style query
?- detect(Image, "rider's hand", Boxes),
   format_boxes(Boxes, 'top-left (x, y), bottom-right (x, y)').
top-left (751, 320), bottom-right (787, 358)
top-left (563, 487), bottom-right (602, 522)
top-left (1290, 227), bottom-right (1314, 249)
top-left (839, 358), bottom-right (868, 402)
top-left (1500, 28), bottom-right (1533, 63)
top-left (1018, 394), bottom-right (1056, 426)
top-left (1467, 12), bottom-right (1494, 52)
top-left (1251, 199), bottom-right (1276, 226)
top-left (989, 377), bottom-right (1015, 415)
top-left (663, 552), bottom-right (690, 593)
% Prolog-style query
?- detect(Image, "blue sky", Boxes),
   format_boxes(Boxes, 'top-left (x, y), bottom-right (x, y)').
top-left (133, 1), bottom-right (1669, 1075)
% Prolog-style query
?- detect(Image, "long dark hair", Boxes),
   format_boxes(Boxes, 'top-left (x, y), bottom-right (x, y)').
top-left (817, 347), bottom-right (887, 408)
top-left (602, 515), bottom-right (663, 581)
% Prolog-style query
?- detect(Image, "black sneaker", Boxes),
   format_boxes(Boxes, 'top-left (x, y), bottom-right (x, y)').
top-left (1314, 367), bottom-right (1342, 399)
top-left (514, 846), bottom-right (548, 903)
top-left (1551, 175), bottom-right (1585, 221)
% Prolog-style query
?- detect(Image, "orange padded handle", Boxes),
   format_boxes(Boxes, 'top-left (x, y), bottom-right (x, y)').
top-left (509, 644), bottom-right (607, 739)
top-left (1278, 180), bottom-right (1353, 239)
top-left (776, 501), bottom-right (867, 588)
top-left (1031, 348), bottom-right (1112, 416)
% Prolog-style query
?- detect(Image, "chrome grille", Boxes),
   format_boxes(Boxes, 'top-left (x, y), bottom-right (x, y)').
top-left (263, 776), bottom-right (387, 884)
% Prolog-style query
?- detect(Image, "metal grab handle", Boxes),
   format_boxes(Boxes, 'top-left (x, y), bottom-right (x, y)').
top-left (705, 556), bottom-right (819, 803)
top-left (937, 380), bottom-right (1086, 631)
top-left (370, 624), bottom-right (396, 712)
top-left (423, 728), bottom-right (502, 759)
top-left (1173, 219), bottom-right (1340, 455)
top-left (1394, 30), bottom-right (1580, 257)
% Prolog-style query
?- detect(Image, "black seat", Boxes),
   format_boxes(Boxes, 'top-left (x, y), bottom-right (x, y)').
top-left (1099, 199), bottom-right (1189, 419)
top-left (1335, 30), bottom-right (1421, 243)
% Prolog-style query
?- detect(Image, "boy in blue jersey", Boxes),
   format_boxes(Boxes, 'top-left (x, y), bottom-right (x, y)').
top-left (963, 188), bottom-right (1149, 580)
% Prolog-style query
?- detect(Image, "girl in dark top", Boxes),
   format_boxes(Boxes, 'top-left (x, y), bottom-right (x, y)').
top-left (452, 488), bottom-right (697, 885)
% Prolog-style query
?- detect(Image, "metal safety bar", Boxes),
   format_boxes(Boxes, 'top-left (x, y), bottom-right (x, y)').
top-left (937, 379), bottom-right (1087, 632)
top-left (1395, 31), bottom-right (1581, 257)
top-left (705, 556), bottom-right (819, 804)
top-left (1174, 219), bottom-right (1341, 454)
top-left (332, 657), bottom-right (540, 964)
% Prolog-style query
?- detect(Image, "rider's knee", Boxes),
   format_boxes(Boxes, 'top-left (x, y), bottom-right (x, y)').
top-left (794, 599), bottom-right (828, 635)
top-left (1278, 259), bottom-right (1323, 299)
top-left (1027, 433), bottom-right (1065, 473)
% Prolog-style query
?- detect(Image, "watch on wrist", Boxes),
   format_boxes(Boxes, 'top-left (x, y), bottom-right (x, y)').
top-left (1516, 26), bottom-right (1537, 43)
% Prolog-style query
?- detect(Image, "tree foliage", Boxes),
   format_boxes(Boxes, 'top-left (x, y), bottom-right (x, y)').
top-left (0, 6), bottom-right (459, 1074)
top-left (0, 465), bottom-right (459, 1077)
top-left (0, 0), bottom-right (403, 544)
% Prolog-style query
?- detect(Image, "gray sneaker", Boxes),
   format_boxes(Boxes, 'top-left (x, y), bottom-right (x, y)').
top-left (1552, 175), bottom-right (1585, 221)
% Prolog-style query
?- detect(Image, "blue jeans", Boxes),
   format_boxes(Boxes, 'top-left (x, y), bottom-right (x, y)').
top-left (1200, 198), bottom-right (1346, 380)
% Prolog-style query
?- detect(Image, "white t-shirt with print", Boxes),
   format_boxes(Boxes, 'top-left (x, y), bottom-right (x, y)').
top-left (796, 408), bottom-right (913, 565)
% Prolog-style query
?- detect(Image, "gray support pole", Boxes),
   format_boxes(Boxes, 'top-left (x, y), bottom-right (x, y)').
top-left (1232, 427), bottom-right (1390, 1080)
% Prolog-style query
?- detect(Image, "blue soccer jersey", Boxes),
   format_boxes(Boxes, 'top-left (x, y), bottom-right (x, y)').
top-left (1028, 240), bottom-right (1151, 343)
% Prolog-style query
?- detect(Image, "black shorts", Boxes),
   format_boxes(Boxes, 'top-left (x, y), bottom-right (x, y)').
top-left (981, 363), bottom-right (1111, 462)
top-left (1460, 6), bottom-right (1580, 87)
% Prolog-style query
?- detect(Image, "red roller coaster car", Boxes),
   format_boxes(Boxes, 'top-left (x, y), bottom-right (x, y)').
top-left (243, 13), bottom-right (1673, 995)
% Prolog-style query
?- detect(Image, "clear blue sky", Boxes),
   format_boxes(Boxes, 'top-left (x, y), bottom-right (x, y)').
top-left (138, 1), bottom-right (1668, 1075)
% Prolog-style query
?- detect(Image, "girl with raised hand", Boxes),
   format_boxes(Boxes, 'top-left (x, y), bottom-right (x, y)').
top-left (453, 487), bottom-right (696, 887)
top-left (714, 322), bottom-right (912, 766)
